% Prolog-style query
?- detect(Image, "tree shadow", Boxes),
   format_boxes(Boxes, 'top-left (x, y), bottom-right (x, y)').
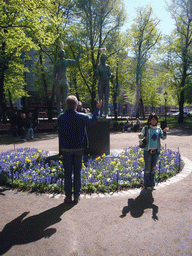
top-left (0, 187), bottom-right (9, 196)
top-left (168, 126), bottom-right (192, 136)
top-left (120, 189), bottom-right (158, 221)
top-left (0, 202), bottom-right (75, 255)
top-left (0, 131), bottom-right (58, 145)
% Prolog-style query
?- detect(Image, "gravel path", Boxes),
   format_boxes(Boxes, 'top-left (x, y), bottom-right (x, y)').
top-left (0, 127), bottom-right (192, 256)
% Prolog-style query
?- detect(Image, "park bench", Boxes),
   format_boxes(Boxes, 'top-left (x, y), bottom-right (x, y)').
top-left (0, 124), bottom-right (11, 132)
top-left (38, 123), bottom-right (55, 130)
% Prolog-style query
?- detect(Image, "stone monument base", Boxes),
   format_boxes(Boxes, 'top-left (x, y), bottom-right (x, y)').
top-left (58, 119), bottom-right (110, 157)
top-left (84, 119), bottom-right (110, 156)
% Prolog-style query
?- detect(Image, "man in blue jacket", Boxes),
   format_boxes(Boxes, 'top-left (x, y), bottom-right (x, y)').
top-left (57, 95), bottom-right (102, 204)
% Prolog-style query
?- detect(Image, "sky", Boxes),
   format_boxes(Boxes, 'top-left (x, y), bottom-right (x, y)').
top-left (122, 0), bottom-right (175, 35)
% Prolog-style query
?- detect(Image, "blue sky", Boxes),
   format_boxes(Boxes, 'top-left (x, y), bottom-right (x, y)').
top-left (122, 0), bottom-right (175, 35)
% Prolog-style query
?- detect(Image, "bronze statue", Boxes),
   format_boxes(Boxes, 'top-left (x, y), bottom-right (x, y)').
top-left (96, 54), bottom-right (113, 118)
top-left (54, 46), bottom-right (83, 114)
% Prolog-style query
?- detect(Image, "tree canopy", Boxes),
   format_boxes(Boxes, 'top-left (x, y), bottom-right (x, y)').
top-left (0, 0), bottom-right (192, 123)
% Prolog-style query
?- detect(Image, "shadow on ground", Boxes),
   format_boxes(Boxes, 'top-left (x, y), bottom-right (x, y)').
top-left (120, 189), bottom-right (158, 221)
top-left (0, 202), bottom-right (74, 255)
top-left (0, 131), bottom-right (58, 145)
top-left (168, 126), bottom-right (192, 136)
top-left (0, 125), bottom-right (191, 146)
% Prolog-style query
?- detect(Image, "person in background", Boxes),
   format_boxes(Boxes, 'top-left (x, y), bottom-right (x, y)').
top-left (138, 113), bottom-right (169, 191)
top-left (123, 117), bottom-right (132, 132)
top-left (10, 110), bottom-right (19, 136)
top-left (77, 101), bottom-right (86, 113)
top-left (86, 108), bottom-right (91, 115)
top-left (57, 95), bottom-right (102, 204)
top-left (26, 112), bottom-right (34, 140)
top-left (132, 118), bottom-right (141, 132)
top-left (20, 113), bottom-right (27, 142)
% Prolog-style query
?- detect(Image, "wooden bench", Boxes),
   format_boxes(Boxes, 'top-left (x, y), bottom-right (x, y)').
top-left (0, 124), bottom-right (11, 131)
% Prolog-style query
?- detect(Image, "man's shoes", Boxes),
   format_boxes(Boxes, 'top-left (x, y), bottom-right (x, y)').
top-left (64, 196), bottom-right (72, 204)
top-left (74, 194), bottom-right (80, 204)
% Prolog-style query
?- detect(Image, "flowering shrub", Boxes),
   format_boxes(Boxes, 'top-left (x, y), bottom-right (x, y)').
top-left (0, 147), bottom-right (181, 194)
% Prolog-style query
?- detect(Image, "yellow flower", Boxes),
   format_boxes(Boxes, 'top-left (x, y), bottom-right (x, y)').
top-left (59, 160), bottom-right (62, 164)
top-left (110, 161), bottom-right (116, 165)
top-left (102, 153), bottom-right (106, 157)
top-left (38, 150), bottom-right (42, 153)
top-left (35, 154), bottom-right (40, 161)
top-left (139, 157), bottom-right (144, 162)
top-left (25, 157), bottom-right (31, 163)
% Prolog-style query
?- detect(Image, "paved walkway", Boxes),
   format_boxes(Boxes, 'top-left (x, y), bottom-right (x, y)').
top-left (0, 128), bottom-right (192, 256)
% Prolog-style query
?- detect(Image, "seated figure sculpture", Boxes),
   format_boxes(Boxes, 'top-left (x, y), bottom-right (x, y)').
top-left (96, 54), bottom-right (113, 118)
top-left (54, 48), bottom-right (83, 114)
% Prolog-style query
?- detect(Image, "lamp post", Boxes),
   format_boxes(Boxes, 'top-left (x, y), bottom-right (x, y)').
top-left (164, 91), bottom-right (168, 122)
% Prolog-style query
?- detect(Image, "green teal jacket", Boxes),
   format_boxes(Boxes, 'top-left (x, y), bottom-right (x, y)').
top-left (139, 126), bottom-right (167, 154)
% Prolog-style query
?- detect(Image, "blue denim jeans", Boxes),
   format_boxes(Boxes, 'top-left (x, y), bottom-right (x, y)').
top-left (26, 128), bottom-right (34, 140)
top-left (62, 150), bottom-right (83, 197)
top-left (144, 151), bottom-right (159, 188)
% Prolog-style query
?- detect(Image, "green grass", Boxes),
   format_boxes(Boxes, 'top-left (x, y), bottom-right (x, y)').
top-left (159, 117), bottom-right (192, 126)
top-left (110, 116), bottom-right (192, 131)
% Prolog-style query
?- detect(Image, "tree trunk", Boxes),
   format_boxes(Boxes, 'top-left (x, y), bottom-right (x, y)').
top-left (179, 89), bottom-right (184, 123)
top-left (178, 56), bottom-right (187, 123)
top-left (0, 41), bottom-right (7, 123)
top-left (140, 97), bottom-right (145, 119)
top-left (0, 73), bottom-right (7, 123)
top-left (39, 50), bottom-right (53, 121)
top-left (8, 90), bottom-right (14, 115)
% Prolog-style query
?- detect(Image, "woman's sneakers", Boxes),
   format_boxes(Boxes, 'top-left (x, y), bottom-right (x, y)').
top-left (145, 186), bottom-right (156, 191)
top-left (64, 194), bottom-right (80, 204)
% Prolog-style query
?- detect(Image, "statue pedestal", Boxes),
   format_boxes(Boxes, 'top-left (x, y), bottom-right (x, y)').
top-left (58, 120), bottom-right (110, 157)
top-left (84, 119), bottom-right (110, 156)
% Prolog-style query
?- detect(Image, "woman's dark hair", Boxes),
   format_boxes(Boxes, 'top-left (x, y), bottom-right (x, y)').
top-left (147, 113), bottom-right (158, 126)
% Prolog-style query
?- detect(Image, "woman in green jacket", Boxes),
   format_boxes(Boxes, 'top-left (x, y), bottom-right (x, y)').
top-left (138, 113), bottom-right (169, 190)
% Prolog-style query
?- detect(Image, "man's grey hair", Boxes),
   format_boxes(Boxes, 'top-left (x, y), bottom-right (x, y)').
top-left (66, 95), bottom-right (78, 109)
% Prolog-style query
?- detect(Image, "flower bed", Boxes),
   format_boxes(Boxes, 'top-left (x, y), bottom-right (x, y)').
top-left (0, 147), bottom-right (182, 194)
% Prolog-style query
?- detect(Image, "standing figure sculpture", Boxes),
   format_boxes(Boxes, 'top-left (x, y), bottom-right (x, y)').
top-left (54, 47), bottom-right (83, 114)
top-left (96, 54), bottom-right (113, 118)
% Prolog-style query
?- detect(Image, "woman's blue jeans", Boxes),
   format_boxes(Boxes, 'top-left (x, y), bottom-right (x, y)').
top-left (144, 151), bottom-right (159, 188)
top-left (62, 150), bottom-right (83, 197)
